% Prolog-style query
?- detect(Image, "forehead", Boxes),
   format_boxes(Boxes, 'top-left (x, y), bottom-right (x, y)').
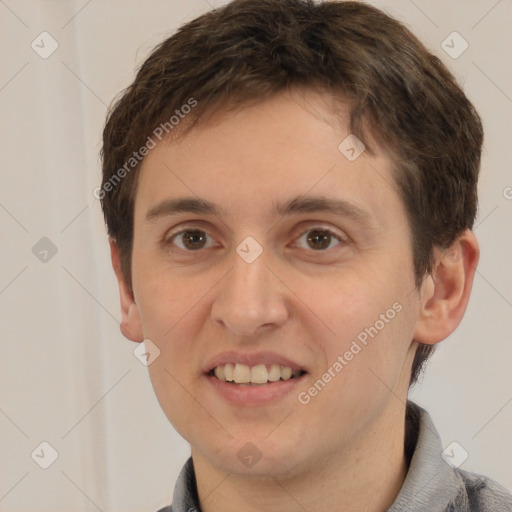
top-left (134, 89), bottom-right (402, 228)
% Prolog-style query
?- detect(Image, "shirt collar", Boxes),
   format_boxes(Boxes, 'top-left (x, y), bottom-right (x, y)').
top-left (170, 456), bottom-right (201, 512)
top-left (388, 401), bottom-right (460, 512)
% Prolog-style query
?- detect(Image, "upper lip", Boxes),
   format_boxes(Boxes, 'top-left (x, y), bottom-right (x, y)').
top-left (204, 351), bottom-right (307, 374)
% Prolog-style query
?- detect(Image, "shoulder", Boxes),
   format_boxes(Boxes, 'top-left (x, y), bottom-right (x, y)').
top-left (390, 402), bottom-right (512, 512)
top-left (449, 467), bottom-right (512, 511)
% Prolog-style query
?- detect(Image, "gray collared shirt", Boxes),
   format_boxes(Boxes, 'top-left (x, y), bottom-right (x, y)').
top-left (158, 402), bottom-right (512, 512)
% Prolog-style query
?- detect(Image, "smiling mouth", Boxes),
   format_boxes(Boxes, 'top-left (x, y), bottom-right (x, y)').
top-left (208, 362), bottom-right (307, 385)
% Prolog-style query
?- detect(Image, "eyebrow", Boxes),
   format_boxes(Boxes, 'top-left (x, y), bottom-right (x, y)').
top-left (145, 195), bottom-right (373, 226)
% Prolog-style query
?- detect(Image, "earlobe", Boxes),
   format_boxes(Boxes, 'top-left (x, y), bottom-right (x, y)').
top-left (413, 230), bottom-right (479, 345)
top-left (120, 302), bottom-right (145, 342)
top-left (109, 238), bottom-right (144, 343)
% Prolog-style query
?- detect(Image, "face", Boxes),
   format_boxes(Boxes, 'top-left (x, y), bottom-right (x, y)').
top-left (128, 89), bottom-right (422, 478)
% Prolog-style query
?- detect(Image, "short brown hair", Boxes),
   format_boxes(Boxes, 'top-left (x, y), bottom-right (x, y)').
top-left (100, 0), bottom-right (483, 386)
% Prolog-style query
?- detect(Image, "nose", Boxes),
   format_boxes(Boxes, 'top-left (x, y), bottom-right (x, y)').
top-left (211, 249), bottom-right (289, 338)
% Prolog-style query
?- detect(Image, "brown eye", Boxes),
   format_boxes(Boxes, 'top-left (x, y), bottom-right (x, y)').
top-left (295, 228), bottom-right (343, 251)
top-left (171, 230), bottom-right (212, 251)
top-left (307, 230), bottom-right (332, 250)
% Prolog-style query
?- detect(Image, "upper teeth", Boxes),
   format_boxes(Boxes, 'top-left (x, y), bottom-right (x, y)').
top-left (213, 363), bottom-right (302, 384)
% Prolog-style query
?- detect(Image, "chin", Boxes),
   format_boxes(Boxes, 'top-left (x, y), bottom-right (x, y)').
top-left (203, 435), bottom-right (309, 479)
top-left (219, 451), bottom-right (303, 479)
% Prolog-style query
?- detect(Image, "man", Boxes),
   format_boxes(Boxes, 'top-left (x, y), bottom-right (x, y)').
top-left (99, 0), bottom-right (512, 510)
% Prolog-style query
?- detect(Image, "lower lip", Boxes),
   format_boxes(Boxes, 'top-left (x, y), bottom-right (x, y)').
top-left (205, 373), bottom-right (307, 406)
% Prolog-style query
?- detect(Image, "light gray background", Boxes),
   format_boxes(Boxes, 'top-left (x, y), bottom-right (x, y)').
top-left (1, 1), bottom-right (511, 511)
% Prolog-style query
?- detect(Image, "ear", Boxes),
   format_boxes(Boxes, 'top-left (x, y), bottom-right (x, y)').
top-left (109, 238), bottom-right (144, 342)
top-left (413, 230), bottom-right (480, 345)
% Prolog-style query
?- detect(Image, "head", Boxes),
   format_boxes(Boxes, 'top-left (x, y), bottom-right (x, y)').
top-left (100, 0), bottom-right (482, 477)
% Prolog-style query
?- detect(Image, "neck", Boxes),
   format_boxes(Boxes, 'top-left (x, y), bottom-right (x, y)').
top-left (191, 403), bottom-right (409, 512)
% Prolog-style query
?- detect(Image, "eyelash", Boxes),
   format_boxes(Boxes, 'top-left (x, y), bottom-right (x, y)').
top-left (164, 226), bottom-right (346, 253)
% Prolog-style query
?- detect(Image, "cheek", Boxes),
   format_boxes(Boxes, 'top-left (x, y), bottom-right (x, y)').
top-left (134, 264), bottom-right (209, 340)
top-left (310, 271), bottom-right (391, 344)
top-left (147, 358), bottom-right (202, 445)
top-left (311, 270), bottom-right (416, 390)
top-left (135, 268), bottom-right (214, 403)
